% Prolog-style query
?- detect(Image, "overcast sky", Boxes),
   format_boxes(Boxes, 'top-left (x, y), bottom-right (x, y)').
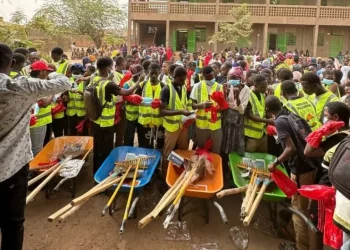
top-left (0, 0), bottom-right (128, 21)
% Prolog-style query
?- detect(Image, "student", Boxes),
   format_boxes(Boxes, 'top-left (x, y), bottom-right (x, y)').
top-left (9, 53), bottom-right (26, 79)
top-left (136, 63), bottom-right (165, 149)
top-left (210, 61), bottom-right (221, 83)
top-left (13, 47), bottom-right (29, 76)
top-left (0, 43), bottom-right (71, 250)
top-left (160, 66), bottom-right (192, 177)
top-left (322, 69), bottom-right (340, 97)
top-left (244, 74), bottom-right (274, 153)
top-left (190, 66), bottom-right (223, 154)
top-left (300, 72), bottom-right (339, 123)
top-left (274, 69), bottom-right (293, 103)
top-left (266, 95), bottom-right (319, 250)
top-left (218, 62), bottom-right (232, 85)
top-left (159, 61), bottom-right (171, 85)
top-left (91, 57), bottom-right (139, 174)
top-left (51, 47), bottom-right (69, 75)
top-left (281, 80), bottom-right (321, 131)
top-left (123, 65), bottom-right (144, 146)
top-left (29, 61), bottom-right (56, 156)
top-left (245, 70), bottom-right (258, 88)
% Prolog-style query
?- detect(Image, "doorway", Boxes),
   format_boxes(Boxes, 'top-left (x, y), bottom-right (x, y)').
top-left (177, 30), bottom-right (188, 51)
top-left (269, 34), bottom-right (277, 50)
top-left (329, 35), bottom-right (343, 57)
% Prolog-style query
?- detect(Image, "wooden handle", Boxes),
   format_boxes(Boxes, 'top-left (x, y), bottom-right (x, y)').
top-left (48, 204), bottom-right (73, 222)
top-left (172, 167), bottom-right (197, 206)
top-left (244, 179), bottom-right (261, 216)
top-left (216, 186), bottom-right (248, 198)
top-left (241, 172), bottom-right (257, 211)
top-left (243, 182), bottom-right (268, 226)
top-left (26, 161), bottom-right (65, 204)
top-left (59, 203), bottom-right (84, 222)
top-left (28, 162), bottom-right (61, 187)
top-left (138, 215), bottom-right (153, 229)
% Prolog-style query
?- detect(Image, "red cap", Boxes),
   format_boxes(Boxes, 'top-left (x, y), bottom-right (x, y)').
top-left (31, 61), bottom-right (54, 71)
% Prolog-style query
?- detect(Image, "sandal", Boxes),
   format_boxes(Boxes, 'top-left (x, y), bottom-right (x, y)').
top-left (279, 242), bottom-right (297, 250)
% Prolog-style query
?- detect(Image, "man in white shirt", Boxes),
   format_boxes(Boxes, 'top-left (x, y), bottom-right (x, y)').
top-left (0, 43), bottom-right (71, 250)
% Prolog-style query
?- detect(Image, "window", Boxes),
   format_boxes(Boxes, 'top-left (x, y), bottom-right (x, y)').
top-left (195, 29), bottom-right (206, 42)
top-left (318, 33), bottom-right (325, 46)
top-left (286, 33), bottom-right (296, 46)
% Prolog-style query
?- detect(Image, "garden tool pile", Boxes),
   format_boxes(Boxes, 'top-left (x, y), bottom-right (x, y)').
top-left (27, 138), bottom-right (89, 203)
top-left (138, 152), bottom-right (214, 229)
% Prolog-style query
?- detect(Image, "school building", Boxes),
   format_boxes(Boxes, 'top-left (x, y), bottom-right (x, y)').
top-left (127, 0), bottom-right (350, 57)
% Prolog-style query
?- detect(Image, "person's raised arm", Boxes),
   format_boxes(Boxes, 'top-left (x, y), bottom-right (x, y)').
top-left (268, 137), bottom-right (296, 172)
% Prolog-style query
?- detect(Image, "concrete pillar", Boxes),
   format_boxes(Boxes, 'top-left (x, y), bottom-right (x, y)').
top-left (132, 21), bottom-right (136, 45)
top-left (262, 23), bottom-right (268, 55)
top-left (214, 21), bottom-right (218, 52)
top-left (127, 0), bottom-right (132, 53)
top-left (313, 25), bottom-right (319, 57)
top-left (166, 20), bottom-right (170, 47)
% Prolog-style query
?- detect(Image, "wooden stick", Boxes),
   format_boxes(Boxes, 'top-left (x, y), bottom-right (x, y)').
top-left (59, 203), bottom-right (84, 222)
top-left (28, 162), bottom-right (61, 187)
top-left (244, 177), bottom-right (262, 216)
top-left (120, 159), bottom-right (141, 234)
top-left (158, 171), bottom-right (186, 205)
top-left (243, 178), bottom-right (270, 226)
top-left (241, 170), bottom-right (256, 212)
top-left (216, 185), bottom-right (248, 198)
top-left (26, 159), bottom-right (69, 204)
top-left (48, 204), bottom-right (73, 222)
top-left (70, 176), bottom-right (122, 206)
top-left (101, 165), bottom-right (134, 216)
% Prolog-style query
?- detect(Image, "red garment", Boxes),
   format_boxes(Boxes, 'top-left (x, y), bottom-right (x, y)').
top-left (186, 69), bottom-right (194, 92)
top-left (266, 125), bottom-right (277, 136)
top-left (166, 47), bottom-right (173, 61)
top-left (270, 169), bottom-right (297, 198)
top-left (75, 120), bottom-right (85, 133)
top-left (123, 94), bottom-right (143, 104)
top-left (119, 71), bottom-right (132, 87)
top-left (51, 101), bottom-right (66, 115)
top-left (305, 121), bottom-right (345, 148)
top-left (114, 102), bottom-right (122, 125)
top-left (30, 115), bottom-right (37, 126)
top-left (203, 52), bottom-right (212, 67)
top-left (151, 99), bottom-right (161, 109)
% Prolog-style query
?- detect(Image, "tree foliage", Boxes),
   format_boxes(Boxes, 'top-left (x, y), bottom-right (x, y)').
top-left (34, 0), bottom-right (126, 48)
top-left (210, 4), bottom-right (253, 48)
top-left (10, 10), bottom-right (27, 25)
top-left (103, 33), bottom-right (126, 46)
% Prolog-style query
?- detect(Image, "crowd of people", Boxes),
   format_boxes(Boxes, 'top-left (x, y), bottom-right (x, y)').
top-left (1, 41), bottom-right (350, 250)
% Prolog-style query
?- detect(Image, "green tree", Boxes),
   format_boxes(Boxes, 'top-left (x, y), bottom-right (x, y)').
top-left (210, 4), bottom-right (253, 48)
top-left (34, 0), bottom-right (126, 48)
top-left (10, 10), bottom-right (27, 25)
top-left (103, 33), bottom-right (126, 46)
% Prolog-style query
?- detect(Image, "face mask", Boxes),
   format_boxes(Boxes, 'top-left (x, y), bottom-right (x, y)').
top-left (205, 79), bottom-right (216, 86)
top-left (228, 79), bottom-right (240, 87)
top-left (72, 74), bottom-right (82, 80)
top-left (322, 79), bottom-right (333, 85)
top-left (323, 117), bottom-right (328, 124)
top-left (295, 82), bottom-right (302, 90)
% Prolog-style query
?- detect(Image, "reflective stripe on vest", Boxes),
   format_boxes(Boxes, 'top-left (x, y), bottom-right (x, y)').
top-left (31, 105), bottom-right (52, 128)
top-left (66, 78), bottom-right (76, 116)
top-left (9, 71), bottom-right (21, 79)
top-left (76, 81), bottom-right (86, 117)
top-left (114, 72), bottom-right (124, 103)
top-left (244, 91), bottom-right (265, 139)
top-left (138, 80), bottom-right (163, 126)
top-left (163, 84), bottom-right (188, 132)
top-left (92, 78), bottom-right (116, 127)
top-left (125, 80), bottom-right (139, 121)
top-left (314, 91), bottom-right (339, 122)
top-left (195, 81), bottom-right (222, 130)
top-left (325, 84), bottom-right (341, 98)
top-left (55, 60), bottom-right (69, 75)
top-left (284, 97), bottom-right (321, 131)
top-left (52, 102), bottom-right (65, 119)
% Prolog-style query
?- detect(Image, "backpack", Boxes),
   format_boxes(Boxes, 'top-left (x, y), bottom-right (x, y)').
top-left (329, 134), bottom-right (350, 200)
top-left (83, 78), bottom-right (105, 120)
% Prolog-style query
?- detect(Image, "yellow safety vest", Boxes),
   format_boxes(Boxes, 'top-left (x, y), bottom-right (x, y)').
top-left (55, 60), bottom-right (69, 75)
top-left (92, 77), bottom-right (116, 128)
top-left (284, 97), bottom-right (322, 131)
top-left (244, 91), bottom-right (265, 139)
top-left (138, 80), bottom-right (163, 126)
top-left (125, 79), bottom-right (139, 121)
top-left (113, 71), bottom-right (124, 103)
top-left (325, 83), bottom-right (341, 98)
top-left (75, 81), bottom-right (86, 117)
top-left (31, 105), bottom-right (52, 128)
top-left (313, 91), bottom-right (339, 122)
top-left (9, 71), bottom-right (21, 79)
top-left (163, 84), bottom-right (188, 132)
top-left (66, 77), bottom-right (76, 117)
top-left (195, 81), bottom-right (222, 131)
top-left (20, 67), bottom-right (28, 76)
top-left (274, 83), bottom-right (286, 103)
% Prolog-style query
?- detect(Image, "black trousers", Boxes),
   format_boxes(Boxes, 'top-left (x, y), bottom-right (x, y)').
top-left (52, 117), bottom-right (68, 138)
top-left (115, 109), bottom-right (126, 148)
top-left (43, 123), bottom-right (52, 146)
top-left (123, 119), bottom-right (137, 146)
top-left (137, 123), bottom-right (164, 150)
top-left (92, 123), bottom-right (115, 174)
top-left (0, 165), bottom-right (28, 250)
top-left (67, 115), bottom-right (78, 136)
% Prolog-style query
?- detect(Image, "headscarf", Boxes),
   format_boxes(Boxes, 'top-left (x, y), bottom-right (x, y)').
top-left (293, 71), bottom-right (302, 82)
top-left (262, 59), bottom-right (271, 68)
top-left (228, 67), bottom-right (243, 79)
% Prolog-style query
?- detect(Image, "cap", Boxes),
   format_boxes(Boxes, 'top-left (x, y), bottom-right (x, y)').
top-left (71, 63), bottom-right (86, 72)
top-left (31, 61), bottom-right (54, 71)
top-left (129, 64), bottom-right (144, 76)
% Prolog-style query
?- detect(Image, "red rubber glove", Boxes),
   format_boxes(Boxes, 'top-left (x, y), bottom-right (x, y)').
top-left (29, 115), bottom-right (37, 126)
top-left (183, 118), bottom-right (195, 129)
top-left (205, 106), bottom-right (218, 123)
top-left (267, 125), bottom-right (277, 136)
top-left (119, 71), bottom-right (132, 87)
top-left (305, 121), bottom-right (345, 148)
top-left (270, 169), bottom-right (297, 198)
top-left (151, 99), bottom-right (161, 109)
top-left (210, 91), bottom-right (228, 110)
top-left (114, 102), bottom-right (122, 125)
top-left (51, 101), bottom-right (66, 114)
top-left (37, 100), bottom-right (44, 107)
top-left (75, 120), bottom-right (85, 133)
top-left (123, 94), bottom-right (143, 105)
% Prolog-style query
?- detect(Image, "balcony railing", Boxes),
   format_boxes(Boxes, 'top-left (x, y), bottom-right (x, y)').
top-left (130, 2), bottom-right (350, 20)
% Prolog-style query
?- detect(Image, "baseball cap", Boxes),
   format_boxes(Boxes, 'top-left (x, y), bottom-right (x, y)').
top-left (31, 61), bottom-right (54, 71)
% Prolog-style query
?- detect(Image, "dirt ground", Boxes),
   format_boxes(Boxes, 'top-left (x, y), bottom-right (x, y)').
top-left (24, 159), bottom-right (285, 250)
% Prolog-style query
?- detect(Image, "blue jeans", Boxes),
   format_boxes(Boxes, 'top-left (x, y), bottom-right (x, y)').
top-left (341, 232), bottom-right (350, 250)
top-left (30, 125), bottom-right (47, 156)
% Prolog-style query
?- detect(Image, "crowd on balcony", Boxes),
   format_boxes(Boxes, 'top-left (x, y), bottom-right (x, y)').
top-left (1, 40), bottom-right (350, 250)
